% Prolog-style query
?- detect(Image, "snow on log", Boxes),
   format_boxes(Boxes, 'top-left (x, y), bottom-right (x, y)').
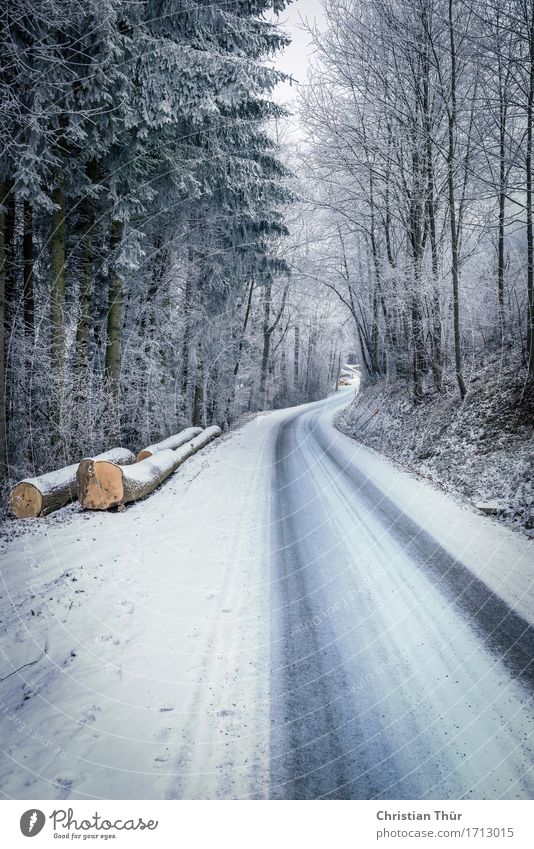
top-left (475, 500), bottom-right (506, 515)
top-left (136, 426), bottom-right (202, 462)
top-left (9, 448), bottom-right (136, 519)
top-left (78, 426), bottom-right (222, 511)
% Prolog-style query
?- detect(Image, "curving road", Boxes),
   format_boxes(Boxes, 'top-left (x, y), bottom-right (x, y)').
top-left (268, 390), bottom-right (534, 800)
top-left (1, 388), bottom-right (533, 801)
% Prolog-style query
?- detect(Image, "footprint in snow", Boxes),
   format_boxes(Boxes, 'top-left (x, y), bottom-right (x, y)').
top-left (54, 777), bottom-right (74, 798)
top-left (80, 704), bottom-right (101, 725)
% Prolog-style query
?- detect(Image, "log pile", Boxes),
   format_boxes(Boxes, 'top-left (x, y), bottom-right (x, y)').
top-left (136, 427), bottom-right (202, 461)
top-left (9, 448), bottom-right (136, 518)
top-left (78, 426), bottom-right (222, 511)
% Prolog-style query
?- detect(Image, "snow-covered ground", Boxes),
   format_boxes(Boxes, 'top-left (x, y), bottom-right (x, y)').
top-left (0, 388), bottom-right (533, 799)
top-left (0, 417), bottom-right (279, 799)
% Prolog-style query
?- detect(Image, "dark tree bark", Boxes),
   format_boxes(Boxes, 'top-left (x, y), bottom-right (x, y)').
top-left (259, 279), bottom-right (272, 408)
top-left (75, 162), bottom-right (97, 379)
top-left (497, 56), bottom-right (508, 337)
top-left (0, 182), bottom-right (7, 478)
top-left (526, 5), bottom-right (534, 377)
top-left (105, 219), bottom-right (124, 400)
top-left (192, 340), bottom-right (205, 427)
top-left (259, 280), bottom-right (287, 409)
top-left (421, 9), bottom-right (443, 392)
top-left (50, 183), bottom-right (66, 376)
top-left (50, 181), bottom-right (67, 443)
top-left (335, 350), bottom-right (342, 389)
top-left (447, 0), bottom-right (467, 400)
top-left (368, 178), bottom-right (389, 376)
top-left (233, 278), bottom-right (254, 378)
top-left (293, 323), bottom-right (299, 389)
top-left (409, 136), bottom-right (426, 404)
top-left (22, 201), bottom-right (34, 339)
top-left (3, 186), bottom-right (15, 366)
top-left (180, 269), bottom-right (192, 421)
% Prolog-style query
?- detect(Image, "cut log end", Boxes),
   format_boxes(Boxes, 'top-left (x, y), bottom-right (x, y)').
top-left (77, 460), bottom-right (124, 510)
top-left (9, 448), bottom-right (136, 519)
top-left (135, 449), bottom-right (152, 462)
top-left (9, 483), bottom-right (43, 519)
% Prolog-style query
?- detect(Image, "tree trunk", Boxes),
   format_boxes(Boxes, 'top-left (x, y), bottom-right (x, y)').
top-left (371, 285), bottom-right (380, 373)
top-left (259, 279), bottom-right (272, 408)
top-left (78, 426), bottom-right (221, 510)
top-left (75, 166), bottom-right (96, 379)
top-left (206, 362), bottom-right (218, 425)
top-left (133, 233), bottom-right (163, 437)
top-left (50, 182), bottom-right (67, 443)
top-left (3, 185), bottom-right (15, 366)
top-left (180, 270), bottom-right (192, 421)
top-left (368, 181), bottom-right (386, 375)
top-left (105, 219), bottom-right (124, 429)
top-left (423, 33), bottom-right (443, 394)
top-left (497, 76), bottom-right (507, 339)
top-left (410, 159), bottom-right (426, 403)
top-left (192, 341), bottom-right (205, 427)
top-left (305, 328), bottom-right (315, 401)
top-left (233, 278), bottom-right (254, 378)
top-left (526, 10), bottom-right (534, 377)
top-left (0, 183), bottom-right (7, 478)
top-left (447, 0), bottom-right (467, 400)
top-left (9, 447), bottom-right (135, 518)
top-left (293, 324), bottom-right (299, 389)
top-left (23, 201), bottom-right (34, 339)
top-left (22, 200), bottom-right (35, 450)
top-left (280, 350), bottom-right (288, 402)
top-left (50, 183), bottom-right (66, 375)
top-left (411, 294), bottom-right (425, 403)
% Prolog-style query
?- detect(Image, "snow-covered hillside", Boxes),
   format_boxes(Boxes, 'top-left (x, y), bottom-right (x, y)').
top-left (337, 361), bottom-right (534, 537)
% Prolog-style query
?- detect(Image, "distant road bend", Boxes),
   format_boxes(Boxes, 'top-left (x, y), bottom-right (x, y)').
top-left (269, 389), bottom-right (534, 800)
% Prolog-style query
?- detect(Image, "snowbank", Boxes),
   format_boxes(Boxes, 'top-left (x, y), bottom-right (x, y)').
top-left (336, 361), bottom-right (534, 537)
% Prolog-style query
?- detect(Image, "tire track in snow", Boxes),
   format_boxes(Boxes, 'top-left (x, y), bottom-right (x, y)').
top-left (269, 394), bottom-right (534, 799)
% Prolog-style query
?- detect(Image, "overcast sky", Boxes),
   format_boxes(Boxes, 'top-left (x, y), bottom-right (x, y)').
top-left (272, 0), bottom-right (326, 105)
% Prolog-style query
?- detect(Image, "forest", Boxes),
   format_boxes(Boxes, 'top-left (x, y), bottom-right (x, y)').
top-left (1, 0), bottom-right (533, 495)
top-left (0, 0), bottom-right (344, 492)
top-left (298, 0), bottom-right (534, 398)
top-left (1, 0), bottom-right (534, 807)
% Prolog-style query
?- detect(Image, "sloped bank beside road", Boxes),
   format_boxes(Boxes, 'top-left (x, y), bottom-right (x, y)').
top-left (335, 359), bottom-right (534, 538)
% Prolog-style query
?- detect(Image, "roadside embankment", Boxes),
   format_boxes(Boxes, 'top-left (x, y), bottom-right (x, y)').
top-left (335, 360), bottom-right (534, 538)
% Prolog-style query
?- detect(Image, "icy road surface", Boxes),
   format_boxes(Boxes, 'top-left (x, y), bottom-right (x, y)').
top-left (0, 389), bottom-right (533, 799)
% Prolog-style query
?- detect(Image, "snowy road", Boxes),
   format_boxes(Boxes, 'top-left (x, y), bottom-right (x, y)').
top-left (269, 392), bottom-right (534, 799)
top-left (0, 389), bottom-right (533, 799)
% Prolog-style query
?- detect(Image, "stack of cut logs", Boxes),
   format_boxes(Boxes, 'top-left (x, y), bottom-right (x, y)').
top-left (9, 426), bottom-right (222, 518)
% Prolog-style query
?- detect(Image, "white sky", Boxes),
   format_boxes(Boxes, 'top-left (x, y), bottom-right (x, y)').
top-left (272, 0), bottom-right (326, 106)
